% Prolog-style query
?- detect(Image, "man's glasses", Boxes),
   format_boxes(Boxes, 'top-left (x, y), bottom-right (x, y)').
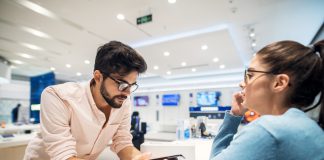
top-left (244, 69), bottom-right (272, 84)
top-left (101, 71), bottom-right (138, 93)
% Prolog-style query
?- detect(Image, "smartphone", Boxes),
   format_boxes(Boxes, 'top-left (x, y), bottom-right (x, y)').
top-left (151, 154), bottom-right (185, 160)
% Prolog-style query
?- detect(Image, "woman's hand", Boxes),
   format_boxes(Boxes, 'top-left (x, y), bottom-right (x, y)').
top-left (231, 92), bottom-right (247, 116)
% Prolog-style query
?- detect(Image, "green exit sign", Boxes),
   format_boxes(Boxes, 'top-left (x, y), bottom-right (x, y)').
top-left (137, 14), bottom-right (152, 25)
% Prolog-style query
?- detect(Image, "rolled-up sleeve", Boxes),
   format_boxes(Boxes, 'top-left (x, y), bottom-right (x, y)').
top-left (110, 102), bottom-right (134, 153)
top-left (40, 87), bottom-right (77, 160)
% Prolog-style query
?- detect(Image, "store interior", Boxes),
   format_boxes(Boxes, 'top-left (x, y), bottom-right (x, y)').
top-left (0, 0), bottom-right (323, 160)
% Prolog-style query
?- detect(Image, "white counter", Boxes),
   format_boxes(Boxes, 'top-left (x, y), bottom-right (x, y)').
top-left (141, 138), bottom-right (213, 160)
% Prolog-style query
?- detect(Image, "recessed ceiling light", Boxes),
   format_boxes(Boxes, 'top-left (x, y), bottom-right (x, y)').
top-left (117, 14), bottom-right (125, 20)
top-left (19, 53), bottom-right (34, 59)
top-left (66, 64), bottom-right (71, 68)
top-left (21, 43), bottom-right (44, 51)
top-left (251, 42), bottom-right (256, 47)
top-left (213, 57), bottom-right (219, 62)
top-left (76, 72), bottom-right (82, 76)
top-left (249, 33), bottom-right (255, 37)
top-left (168, 0), bottom-right (176, 4)
top-left (163, 51), bottom-right (170, 56)
top-left (201, 45), bottom-right (208, 50)
top-left (50, 67), bottom-right (55, 71)
top-left (84, 60), bottom-right (90, 64)
top-left (21, 27), bottom-right (50, 39)
top-left (219, 64), bottom-right (225, 69)
top-left (153, 65), bottom-right (159, 70)
top-left (181, 62), bottom-right (186, 66)
top-left (191, 68), bottom-right (196, 72)
top-left (167, 71), bottom-right (171, 75)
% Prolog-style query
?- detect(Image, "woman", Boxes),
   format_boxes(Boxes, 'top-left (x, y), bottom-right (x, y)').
top-left (209, 40), bottom-right (324, 160)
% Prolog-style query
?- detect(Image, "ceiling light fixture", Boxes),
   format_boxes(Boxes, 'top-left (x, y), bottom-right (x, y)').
top-left (21, 43), bottom-right (44, 51)
top-left (191, 68), bottom-right (196, 72)
top-left (116, 14), bottom-right (125, 20)
top-left (213, 57), bottom-right (219, 62)
top-left (201, 45), bottom-right (208, 50)
top-left (84, 60), bottom-right (90, 64)
top-left (11, 60), bottom-right (24, 64)
top-left (181, 62), bottom-right (186, 66)
top-left (153, 65), bottom-right (159, 70)
top-left (163, 51), bottom-right (170, 56)
top-left (76, 72), bottom-right (82, 76)
top-left (168, 0), bottom-right (177, 4)
top-left (219, 64), bottom-right (225, 69)
top-left (19, 53), bottom-right (33, 59)
top-left (251, 42), bottom-right (256, 47)
top-left (167, 71), bottom-right (171, 75)
top-left (16, 0), bottom-right (57, 19)
top-left (50, 67), bottom-right (55, 71)
top-left (66, 64), bottom-right (71, 68)
top-left (21, 27), bottom-right (51, 39)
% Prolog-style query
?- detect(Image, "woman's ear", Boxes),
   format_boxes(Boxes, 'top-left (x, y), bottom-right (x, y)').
top-left (272, 74), bottom-right (290, 93)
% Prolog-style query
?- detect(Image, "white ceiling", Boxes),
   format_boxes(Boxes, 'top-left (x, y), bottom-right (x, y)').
top-left (0, 0), bottom-right (323, 89)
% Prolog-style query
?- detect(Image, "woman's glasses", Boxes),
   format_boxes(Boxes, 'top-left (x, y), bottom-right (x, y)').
top-left (244, 69), bottom-right (272, 84)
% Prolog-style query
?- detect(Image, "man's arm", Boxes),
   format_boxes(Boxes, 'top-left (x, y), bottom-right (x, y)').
top-left (117, 146), bottom-right (141, 160)
top-left (40, 87), bottom-right (77, 160)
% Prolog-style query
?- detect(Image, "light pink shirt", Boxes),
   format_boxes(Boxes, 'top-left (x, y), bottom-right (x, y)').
top-left (24, 81), bottom-right (133, 160)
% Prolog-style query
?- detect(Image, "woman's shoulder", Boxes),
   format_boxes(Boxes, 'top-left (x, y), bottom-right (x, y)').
top-left (250, 108), bottom-right (323, 140)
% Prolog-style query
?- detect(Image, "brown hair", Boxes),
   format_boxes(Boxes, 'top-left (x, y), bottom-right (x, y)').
top-left (257, 40), bottom-right (324, 129)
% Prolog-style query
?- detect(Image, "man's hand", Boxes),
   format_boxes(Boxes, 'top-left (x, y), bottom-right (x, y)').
top-left (131, 152), bottom-right (151, 160)
top-left (231, 92), bottom-right (247, 116)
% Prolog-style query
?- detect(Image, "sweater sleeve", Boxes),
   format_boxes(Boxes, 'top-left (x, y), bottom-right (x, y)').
top-left (40, 87), bottom-right (77, 160)
top-left (209, 111), bottom-right (277, 160)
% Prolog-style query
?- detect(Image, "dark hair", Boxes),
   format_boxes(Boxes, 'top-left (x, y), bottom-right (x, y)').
top-left (257, 40), bottom-right (324, 129)
top-left (94, 41), bottom-right (147, 76)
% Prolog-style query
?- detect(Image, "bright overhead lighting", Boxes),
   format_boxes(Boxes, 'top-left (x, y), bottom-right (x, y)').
top-left (21, 43), bottom-right (44, 51)
top-left (153, 65), bottom-right (159, 70)
top-left (10, 65), bottom-right (17, 69)
top-left (249, 33), bottom-right (255, 37)
top-left (191, 68), bottom-right (196, 72)
top-left (21, 27), bottom-right (51, 39)
top-left (19, 53), bottom-right (33, 59)
top-left (181, 62), bottom-right (186, 66)
top-left (201, 45), bottom-right (208, 50)
top-left (251, 42), bottom-right (256, 47)
top-left (11, 60), bottom-right (24, 64)
top-left (66, 64), bottom-right (71, 68)
top-left (213, 57), bottom-right (219, 62)
top-left (84, 60), bottom-right (90, 64)
top-left (219, 64), bottom-right (225, 69)
top-left (116, 14), bottom-right (125, 20)
top-left (16, 0), bottom-right (57, 19)
top-left (50, 67), bottom-right (55, 71)
top-left (167, 71), bottom-right (171, 75)
top-left (168, 0), bottom-right (177, 4)
top-left (76, 72), bottom-right (82, 76)
top-left (163, 51), bottom-right (170, 56)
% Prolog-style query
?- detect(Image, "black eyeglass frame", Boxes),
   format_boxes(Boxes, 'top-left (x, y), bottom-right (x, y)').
top-left (244, 68), bottom-right (273, 84)
top-left (100, 71), bottom-right (139, 93)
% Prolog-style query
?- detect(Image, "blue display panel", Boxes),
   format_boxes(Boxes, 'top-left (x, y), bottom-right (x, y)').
top-left (133, 96), bottom-right (149, 106)
top-left (30, 72), bottom-right (55, 123)
top-left (196, 91), bottom-right (221, 107)
top-left (162, 94), bottom-right (180, 106)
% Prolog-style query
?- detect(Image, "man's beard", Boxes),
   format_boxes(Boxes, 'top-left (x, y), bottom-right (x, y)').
top-left (100, 83), bottom-right (127, 109)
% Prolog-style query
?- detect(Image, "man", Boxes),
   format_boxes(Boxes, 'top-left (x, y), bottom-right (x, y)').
top-left (24, 41), bottom-right (151, 160)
